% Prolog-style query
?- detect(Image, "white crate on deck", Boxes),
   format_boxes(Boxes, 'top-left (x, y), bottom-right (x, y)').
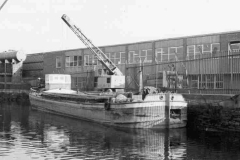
top-left (45, 74), bottom-right (71, 90)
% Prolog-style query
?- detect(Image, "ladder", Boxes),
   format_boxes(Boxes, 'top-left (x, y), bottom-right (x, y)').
top-left (61, 14), bottom-right (123, 76)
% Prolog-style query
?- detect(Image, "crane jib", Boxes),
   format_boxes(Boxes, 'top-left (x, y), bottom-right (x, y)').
top-left (61, 14), bottom-right (123, 76)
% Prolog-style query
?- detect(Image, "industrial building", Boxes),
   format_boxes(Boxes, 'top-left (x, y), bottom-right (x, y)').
top-left (22, 30), bottom-right (240, 94)
top-left (0, 50), bottom-right (26, 89)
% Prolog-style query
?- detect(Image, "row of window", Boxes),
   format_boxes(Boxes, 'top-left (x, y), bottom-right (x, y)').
top-left (187, 43), bottom-right (220, 60)
top-left (190, 74), bottom-right (224, 89)
top-left (56, 50), bottom-right (153, 68)
top-left (156, 47), bottom-right (183, 62)
top-left (56, 42), bottom-right (240, 68)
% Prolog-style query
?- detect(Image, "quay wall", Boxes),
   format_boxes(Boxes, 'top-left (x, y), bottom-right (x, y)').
top-left (186, 94), bottom-right (240, 132)
top-left (0, 89), bottom-right (29, 103)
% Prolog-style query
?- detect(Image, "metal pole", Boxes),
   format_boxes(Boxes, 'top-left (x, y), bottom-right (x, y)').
top-left (198, 46), bottom-right (202, 94)
top-left (155, 60), bottom-right (158, 88)
top-left (175, 56), bottom-right (177, 93)
top-left (139, 58), bottom-right (143, 93)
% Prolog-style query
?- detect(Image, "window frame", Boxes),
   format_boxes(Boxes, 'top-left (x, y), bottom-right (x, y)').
top-left (211, 43), bottom-right (220, 59)
top-left (228, 42), bottom-right (240, 58)
top-left (141, 49), bottom-right (152, 63)
top-left (190, 75), bottom-right (198, 89)
top-left (187, 45), bottom-right (195, 60)
top-left (215, 74), bottom-right (224, 89)
top-left (120, 52), bottom-right (125, 64)
top-left (128, 51), bottom-right (135, 64)
top-left (56, 56), bottom-right (62, 68)
top-left (65, 55), bottom-right (83, 67)
top-left (155, 48), bottom-right (162, 62)
top-left (84, 55), bottom-right (89, 66)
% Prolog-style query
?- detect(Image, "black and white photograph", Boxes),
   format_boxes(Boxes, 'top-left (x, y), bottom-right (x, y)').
top-left (1, 0), bottom-right (240, 159)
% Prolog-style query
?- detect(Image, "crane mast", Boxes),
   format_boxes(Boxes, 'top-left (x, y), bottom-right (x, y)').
top-left (61, 14), bottom-right (123, 76)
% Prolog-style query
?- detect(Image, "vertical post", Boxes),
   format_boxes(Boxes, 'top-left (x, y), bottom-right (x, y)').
top-left (175, 55), bottom-right (177, 93)
top-left (155, 63), bottom-right (158, 88)
top-left (86, 70), bottom-right (88, 91)
top-left (152, 41), bottom-right (158, 88)
top-left (198, 46), bottom-right (202, 94)
top-left (139, 59), bottom-right (143, 93)
top-left (230, 54), bottom-right (233, 90)
top-left (165, 93), bottom-right (170, 128)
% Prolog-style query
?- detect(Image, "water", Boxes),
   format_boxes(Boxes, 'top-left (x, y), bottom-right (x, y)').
top-left (1, 103), bottom-right (240, 160)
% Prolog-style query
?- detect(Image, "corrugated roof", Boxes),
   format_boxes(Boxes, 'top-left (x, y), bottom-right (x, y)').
top-left (24, 54), bottom-right (44, 63)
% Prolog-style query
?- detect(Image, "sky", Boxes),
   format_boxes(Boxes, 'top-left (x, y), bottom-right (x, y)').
top-left (0, 0), bottom-right (240, 54)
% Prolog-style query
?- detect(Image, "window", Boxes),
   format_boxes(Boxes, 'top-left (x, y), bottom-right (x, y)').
top-left (169, 47), bottom-right (176, 62)
top-left (176, 47), bottom-right (183, 60)
top-left (187, 44), bottom-right (216, 59)
top-left (78, 56), bottom-right (83, 66)
top-left (84, 55), bottom-right (98, 66)
top-left (84, 55), bottom-right (89, 66)
top-left (105, 53), bottom-right (110, 59)
top-left (56, 57), bottom-right (62, 68)
top-left (155, 48), bottom-right (162, 62)
top-left (115, 52), bottom-right (121, 64)
top-left (202, 44), bottom-right (211, 58)
top-left (212, 43), bottom-right (220, 58)
top-left (190, 75), bottom-right (198, 88)
top-left (229, 42), bottom-right (240, 52)
top-left (128, 51), bottom-right (135, 64)
top-left (196, 45), bottom-right (203, 59)
top-left (161, 48), bottom-right (168, 62)
top-left (215, 74), bottom-right (223, 89)
top-left (206, 75), bottom-right (214, 89)
top-left (93, 56), bottom-right (99, 65)
top-left (187, 45), bottom-right (195, 60)
top-left (134, 51), bottom-right (140, 63)
top-left (228, 42), bottom-right (240, 58)
top-left (66, 56), bottom-right (82, 67)
top-left (128, 50), bottom-right (152, 64)
top-left (157, 47), bottom-right (183, 62)
top-left (110, 53), bottom-right (115, 64)
top-left (105, 52), bottom-right (125, 64)
top-left (109, 52), bottom-right (120, 64)
top-left (120, 52), bottom-right (125, 64)
top-left (199, 75), bottom-right (214, 89)
top-left (142, 49), bottom-right (152, 63)
top-left (105, 53), bottom-right (116, 64)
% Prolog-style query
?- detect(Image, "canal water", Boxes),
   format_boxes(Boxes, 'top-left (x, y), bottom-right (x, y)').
top-left (1, 103), bottom-right (240, 160)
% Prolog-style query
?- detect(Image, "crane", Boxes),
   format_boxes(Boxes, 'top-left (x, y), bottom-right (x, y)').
top-left (61, 14), bottom-right (123, 76)
top-left (61, 14), bottom-right (125, 91)
top-left (0, 0), bottom-right (9, 12)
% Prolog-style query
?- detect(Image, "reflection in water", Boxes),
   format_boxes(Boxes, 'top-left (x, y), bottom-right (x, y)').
top-left (0, 103), bottom-right (240, 159)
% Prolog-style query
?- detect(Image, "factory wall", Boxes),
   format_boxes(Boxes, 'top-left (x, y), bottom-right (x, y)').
top-left (22, 30), bottom-right (240, 92)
